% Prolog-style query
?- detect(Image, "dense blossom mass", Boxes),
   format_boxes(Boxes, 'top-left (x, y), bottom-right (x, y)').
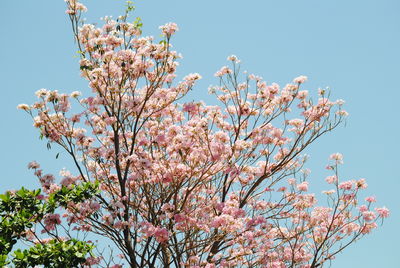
top-left (14, 0), bottom-right (388, 267)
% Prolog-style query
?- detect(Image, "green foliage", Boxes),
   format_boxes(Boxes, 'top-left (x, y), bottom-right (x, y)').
top-left (12, 239), bottom-right (94, 268)
top-left (0, 182), bottom-right (99, 267)
top-left (125, 1), bottom-right (135, 13)
top-left (0, 188), bottom-right (44, 257)
top-left (80, 65), bottom-right (94, 71)
top-left (133, 16), bottom-right (142, 29)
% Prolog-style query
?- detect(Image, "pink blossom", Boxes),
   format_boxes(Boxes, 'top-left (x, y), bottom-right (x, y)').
top-left (325, 175), bottom-right (338, 184)
top-left (293, 75), bottom-right (308, 84)
top-left (338, 180), bottom-right (353, 190)
top-left (42, 214), bottom-right (61, 233)
top-left (102, 214), bottom-right (114, 225)
top-left (322, 190), bottom-right (335, 195)
top-left (183, 73), bottom-right (202, 82)
top-left (361, 222), bottom-right (378, 234)
top-left (214, 66), bottom-right (232, 77)
top-left (85, 256), bottom-right (102, 265)
top-left (159, 22), bottom-right (179, 36)
top-left (17, 104), bottom-right (30, 111)
top-left (297, 90), bottom-right (309, 100)
top-left (174, 213), bottom-right (186, 223)
top-left (70, 91), bottom-right (81, 98)
top-left (330, 153), bottom-right (344, 164)
top-left (60, 176), bottom-right (75, 186)
top-left (227, 55), bottom-right (238, 61)
top-left (297, 182), bottom-right (309, 192)
top-left (154, 227), bottom-right (169, 243)
top-left (356, 178), bottom-right (368, 189)
top-left (35, 88), bottom-right (49, 98)
top-left (28, 161), bottom-right (40, 169)
top-left (358, 205), bottom-right (368, 212)
top-left (183, 102), bottom-right (199, 115)
top-left (48, 183), bottom-right (61, 194)
top-left (336, 110), bottom-right (349, 116)
top-left (365, 196), bottom-right (377, 203)
top-left (362, 211), bottom-right (376, 222)
top-left (375, 207), bottom-right (390, 218)
top-left (104, 116), bottom-right (117, 125)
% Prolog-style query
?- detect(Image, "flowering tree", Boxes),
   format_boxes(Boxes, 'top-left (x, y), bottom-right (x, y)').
top-left (10, 0), bottom-right (389, 267)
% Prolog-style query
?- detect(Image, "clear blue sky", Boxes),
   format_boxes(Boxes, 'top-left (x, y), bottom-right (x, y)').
top-left (1, 0), bottom-right (399, 267)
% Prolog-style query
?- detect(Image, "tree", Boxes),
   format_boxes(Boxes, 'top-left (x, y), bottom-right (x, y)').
top-left (12, 0), bottom-right (389, 267)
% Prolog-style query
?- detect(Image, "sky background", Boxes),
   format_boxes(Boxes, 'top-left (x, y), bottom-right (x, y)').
top-left (1, 0), bottom-right (399, 267)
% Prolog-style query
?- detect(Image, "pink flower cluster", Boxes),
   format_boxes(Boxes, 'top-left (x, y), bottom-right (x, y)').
top-left (159, 22), bottom-right (179, 37)
top-left (42, 213), bottom-right (61, 233)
